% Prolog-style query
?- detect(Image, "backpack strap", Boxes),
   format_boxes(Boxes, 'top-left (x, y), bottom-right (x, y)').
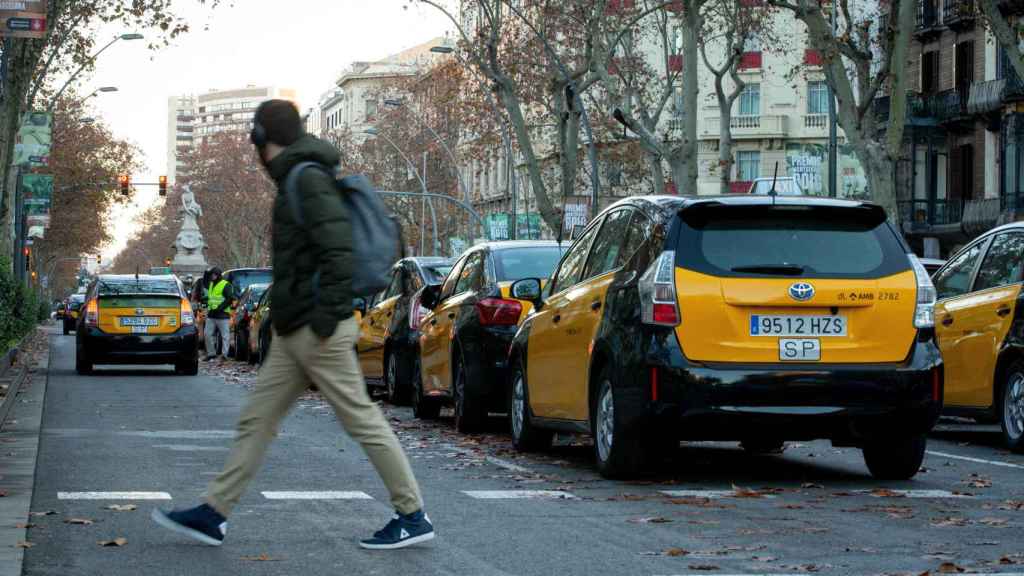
top-left (283, 161), bottom-right (331, 227)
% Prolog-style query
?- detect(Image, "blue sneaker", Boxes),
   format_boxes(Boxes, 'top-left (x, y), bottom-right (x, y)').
top-left (151, 503), bottom-right (227, 546)
top-left (359, 510), bottom-right (435, 550)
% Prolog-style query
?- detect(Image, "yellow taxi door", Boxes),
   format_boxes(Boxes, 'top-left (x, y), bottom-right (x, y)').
top-left (359, 270), bottom-right (402, 378)
top-left (936, 232), bottom-right (1024, 408)
top-left (420, 254), bottom-right (476, 395)
top-left (528, 221), bottom-right (603, 418)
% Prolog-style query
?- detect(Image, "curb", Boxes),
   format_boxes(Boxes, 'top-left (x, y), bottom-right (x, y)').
top-left (0, 326), bottom-right (50, 576)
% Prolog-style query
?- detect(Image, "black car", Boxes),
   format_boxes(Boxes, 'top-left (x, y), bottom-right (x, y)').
top-left (75, 274), bottom-right (199, 375)
top-left (416, 241), bottom-right (567, 432)
top-left (223, 267), bottom-right (272, 295)
top-left (357, 257), bottom-right (453, 404)
top-left (63, 293), bottom-right (86, 335)
top-left (230, 282), bottom-right (270, 362)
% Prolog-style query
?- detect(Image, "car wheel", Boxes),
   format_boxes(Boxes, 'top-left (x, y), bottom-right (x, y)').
top-left (453, 356), bottom-right (485, 433)
top-left (740, 439), bottom-right (786, 454)
top-left (999, 362), bottom-right (1024, 453)
top-left (236, 330), bottom-right (249, 363)
top-left (176, 356), bottom-right (199, 376)
top-left (412, 356), bottom-right (440, 420)
top-left (592, 370), bottom-right (656, 479)
top-left (509, 362), bottom-right (553, 452)
top-left (385, 351), bottom-right (404, 405)
top-left (862, 434), bottom-right (926, 480)
top-left (75, 353), bottom-right (92, 376)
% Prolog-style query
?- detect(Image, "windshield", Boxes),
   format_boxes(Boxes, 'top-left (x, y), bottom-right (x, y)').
top-left (225, 269), bottom-right (272, 293)
top-left (677, 205), bottom-right (909, 279)
top-left (493, 246), bottom-right (566, 282)
top-left (98, 278), bottom-right (180, 296)
top-left (422, 265), bottom-right (452, 284)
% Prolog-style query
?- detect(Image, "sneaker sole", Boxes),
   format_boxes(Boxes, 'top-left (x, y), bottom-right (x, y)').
top-left (358, 531), bottom-right (435, 550)
top-left (150, 508), bottom-right (224, 547)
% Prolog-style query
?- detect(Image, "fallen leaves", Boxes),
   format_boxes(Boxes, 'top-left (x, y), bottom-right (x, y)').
top-left (801, 483), bottom-right (824, 489)
top-left (16, 541), bottom-right (33, 549)
top-left (997, 500), bottom-right (1024, 511)
top-left (731, 484), bottom-right (766, 498)
top-left (966, 474), bottom-right (992, 489)
top-left (665, 497), bottom-right (734, 509)
top-left (870, 488), bottom-right (906, 498)
top-left (931, 516), bottom-right (969, 527)
top-left (97, 537), bottom-right (127, 547)
top-left (103, 504), bottom-right (137, 512)
top-left (977, 517), bottom-right (1009, 527)
top-left (64, 518), bottom-right (94, 526)
top-left (241, 553), bottom-right (281, 561)
top-left (14, 523), bottom-right (35, 529)
top-left (687, 564), bottom-right (719, 571)
top-left (665, 548), bottom-right (690, 557)
top-left (936, 561), bottom-right (966, 573)
top-left (28, 511), bottom-right (55, 517)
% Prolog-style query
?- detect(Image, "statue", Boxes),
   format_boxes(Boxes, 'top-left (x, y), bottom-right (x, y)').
top-left (171, 184), bottom-right (208, 273)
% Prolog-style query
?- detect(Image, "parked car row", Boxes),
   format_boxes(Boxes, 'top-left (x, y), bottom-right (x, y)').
top-left (352, 195), bottom-right (1001, 481)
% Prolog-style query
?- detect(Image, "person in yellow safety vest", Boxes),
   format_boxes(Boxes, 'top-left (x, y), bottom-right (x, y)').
top-left (203, 267), bottom-right (236, 361)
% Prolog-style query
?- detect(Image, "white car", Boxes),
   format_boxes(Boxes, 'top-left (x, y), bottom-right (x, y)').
top-left (748, 177), bottom-right (804, 196)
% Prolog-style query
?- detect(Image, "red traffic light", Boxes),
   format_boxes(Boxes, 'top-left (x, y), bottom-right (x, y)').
top-left (159, 175), bottom-right (168, 196)
top-left (119, 174), bottom-right (130, 195)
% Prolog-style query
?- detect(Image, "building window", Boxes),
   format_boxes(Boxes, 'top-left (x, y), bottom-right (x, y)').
top-left (737, 150), bottom-right (760, 181)
top-left (365, 100), bottom-right (378, 120)
top-left (921, 50), bottom-right (940, 94)
top-left (808, 81), bottom-right (829, 114)
top-left (738, 83), bottom-right (760, 116)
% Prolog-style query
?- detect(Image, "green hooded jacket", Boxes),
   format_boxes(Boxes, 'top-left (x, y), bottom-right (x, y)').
top-left (266, 135), bottom-right (353, 338)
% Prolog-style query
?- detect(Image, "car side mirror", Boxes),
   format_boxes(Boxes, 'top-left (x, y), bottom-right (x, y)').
top-left (352, 297), bottom-right (367, 315)
top-left (420, 284), bottom-right (442, 310)
top-left (511, 278), bottom-right (543, 306)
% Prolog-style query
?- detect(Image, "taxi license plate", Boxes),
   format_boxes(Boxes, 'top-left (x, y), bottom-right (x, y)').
top-left (131, 325), bottom-right (149, 334)
top-left (751, 315), bottom-right (846, 337)
top-left (780, 339), bottom-right (820, 361)
top-left (120, 317), bottom-right (160, 327)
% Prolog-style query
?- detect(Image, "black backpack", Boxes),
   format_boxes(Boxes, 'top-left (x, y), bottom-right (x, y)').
top-left (283, 162), bottom-right (402, 297)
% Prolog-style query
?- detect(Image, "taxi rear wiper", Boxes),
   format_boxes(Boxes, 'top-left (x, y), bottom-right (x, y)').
top-left (731, 264), bottom-right (805, 276)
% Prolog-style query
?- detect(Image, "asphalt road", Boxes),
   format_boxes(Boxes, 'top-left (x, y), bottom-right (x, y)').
top-left (20, 331), bottom-right (1024, 576)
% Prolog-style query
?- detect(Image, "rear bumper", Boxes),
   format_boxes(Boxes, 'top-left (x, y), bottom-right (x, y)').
top-left (475, 327), bottom-right (517, 410)
top-left (635, 331), bottom-right (942, 444)
top-left (79, 325), bottom-right (199, 365)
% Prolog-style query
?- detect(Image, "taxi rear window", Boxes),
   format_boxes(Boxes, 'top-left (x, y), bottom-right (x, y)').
top-left (98, 278), bottom-right (180, 296)
top-left (676, 205), bottom-right (909, 279)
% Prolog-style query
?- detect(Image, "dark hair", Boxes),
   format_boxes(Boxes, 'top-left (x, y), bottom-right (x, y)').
top-left (253, 99), bottom-right (303, 147)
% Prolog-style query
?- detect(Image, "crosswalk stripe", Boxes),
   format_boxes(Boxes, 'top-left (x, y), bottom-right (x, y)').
top-left (855, 489), bottom-right (972, 498)
top-left (927, 450), bottom-right (1024, 470)
top-left (661, 490), bottom-right (776, 499)
top-left (58, 492), bottom-right (171, 500)
top-left (260, 491), bottom-right (373, 500)
top-left (462, 490), bottom-right (576, 500)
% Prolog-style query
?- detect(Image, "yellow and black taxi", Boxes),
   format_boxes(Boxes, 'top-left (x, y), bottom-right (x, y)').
top-left (932, 223), bottom-right (1024, 452)
top-left (247, 285), bottom-right (273, 365)
top-left (357, 257), bottom-right (453, 404)
top-left (507, 196), bottom-right (943, 479)
top-left (75, 274), bottom-right (199, 375)
top-left (62, 293), bottom-right (86, 335)
top-left (230, 282), bottom-right (270, 362)
top-left (416, 241), bottom-right (566, 431)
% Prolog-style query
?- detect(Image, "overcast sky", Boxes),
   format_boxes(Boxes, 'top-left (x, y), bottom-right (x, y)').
top-left (83, 0), bottom-right (454, 259)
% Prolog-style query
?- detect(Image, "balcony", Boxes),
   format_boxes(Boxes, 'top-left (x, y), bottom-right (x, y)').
top-left (1000, 51), bottom-right (1024, 101)
top-left (874, 92), bottom-right (936, 125)
top-left (804, 114), bottom-right (828, 130)
top-left (943, 0), bottom-right (975, 29)
top-left (915, 0), bottom-right (942, 40)
top-left (702, 114), bottom-right (788, 139)
top-left (899, 198), bottom-right (965, 230)
top-left (967, 79), bottom-right (1006, 116)
top-left (935, 89), bottom-right (969, 124)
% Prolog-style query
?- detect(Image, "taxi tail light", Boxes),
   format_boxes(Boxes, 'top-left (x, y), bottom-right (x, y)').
top-left (409, 293), bottom-right (430, 331)
top-left (180, 298), bottom-right (195, 326)
top-left (909, 254), bottom-right (936, 329)
top-left (476, 298), bottom-right (522, 326)
top-left (85, 299), bottom-right (98, 327)
top-left (640, 251), bottom-right (680, 327)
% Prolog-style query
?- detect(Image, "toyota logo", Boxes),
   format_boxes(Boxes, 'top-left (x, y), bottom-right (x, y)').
top-left (789, 282), bottom-right (815, 302)
top-left (135, 308), bottom-right (146, 316)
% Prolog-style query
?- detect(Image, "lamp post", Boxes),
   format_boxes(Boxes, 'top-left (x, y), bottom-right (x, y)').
top-left (429, 44), bottom-right (522, 239)
top-left (49, 33), bottom-right (143, 111)
top-left (363, 127), bottom-right (439, 255)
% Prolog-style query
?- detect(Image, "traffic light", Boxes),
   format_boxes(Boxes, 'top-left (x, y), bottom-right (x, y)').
top-left (159, 175), bottom-right (168, 196)
top-left (119, 174), bottom-right (130, 196)
top-left (164, 258), bottom-right (171, 266)
top-left (97, 254), bottom-right (102, 265)
top-left (23, 247), bottom-right (30, 271)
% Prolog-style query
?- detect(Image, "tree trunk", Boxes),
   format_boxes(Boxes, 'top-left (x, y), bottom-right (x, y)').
top-left (718, 110), bottom-right (734, 195)
top-left (675, 4), bottom-right (701, 195)
top-left (647, 153), bottom-right (666, 195)
top-left (978, 0), bottom-right (1024, 81)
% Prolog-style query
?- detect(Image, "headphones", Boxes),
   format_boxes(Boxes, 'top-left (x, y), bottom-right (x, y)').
top-left (250, 120), bottom-right (267, 148)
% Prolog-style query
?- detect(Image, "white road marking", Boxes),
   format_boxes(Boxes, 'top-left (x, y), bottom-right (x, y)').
top-left (462, 490), bottom-right (576, 500)
top-left (655, 574), bottom-right (1024, 576)
top-left (58, 492), bottom-right (171, 500)
top-left (260, 491), bottom-right (373, 500)
top-left (927, 450), bottom-right (1024, 470)
top-left (661, 490), bottom-right (776, 499)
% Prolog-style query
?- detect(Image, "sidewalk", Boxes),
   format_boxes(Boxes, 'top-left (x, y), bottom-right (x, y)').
top-left (0, 326), bottom-right (50, 576)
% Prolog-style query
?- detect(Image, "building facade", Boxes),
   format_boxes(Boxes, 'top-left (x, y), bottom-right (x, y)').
top-left (165, 95), bottom-right (196, 185)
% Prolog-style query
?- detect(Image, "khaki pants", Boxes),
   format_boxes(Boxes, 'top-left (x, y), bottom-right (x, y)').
top-left (206, 316), bottom-right (423, 516)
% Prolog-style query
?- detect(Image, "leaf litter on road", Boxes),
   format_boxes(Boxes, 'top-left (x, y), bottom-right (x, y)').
top-left (103, 504), bottom-right (136, 512)
top-left (16, 541), bottom-right (33, 548)
top-left (627, 516), bottom-right (673, 524)
top-left (97, 538), bottom-right (127, 547)
top-left (241, 553), bottom-right (281, 561)
top-left (63, 518), bottom-right (94, 525)
top-left (936, 561), bottom-right (966, 573)
top-left (28, 511), bottom-right (55, 517)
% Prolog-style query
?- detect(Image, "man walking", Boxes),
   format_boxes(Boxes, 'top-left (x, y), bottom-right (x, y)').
top-left (152, 99), bottom-right (433, 550)
top-left (203, 266), bottom-right (234, 361)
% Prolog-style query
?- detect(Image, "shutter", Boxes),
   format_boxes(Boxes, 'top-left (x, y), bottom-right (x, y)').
top-left (949, 146), bottom-right (963, 201)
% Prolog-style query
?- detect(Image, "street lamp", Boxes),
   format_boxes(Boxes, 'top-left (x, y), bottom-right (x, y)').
top-left (49, 33), bottom-right (144, 111)
top-left (363, 127), bottom-right (438, 255)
